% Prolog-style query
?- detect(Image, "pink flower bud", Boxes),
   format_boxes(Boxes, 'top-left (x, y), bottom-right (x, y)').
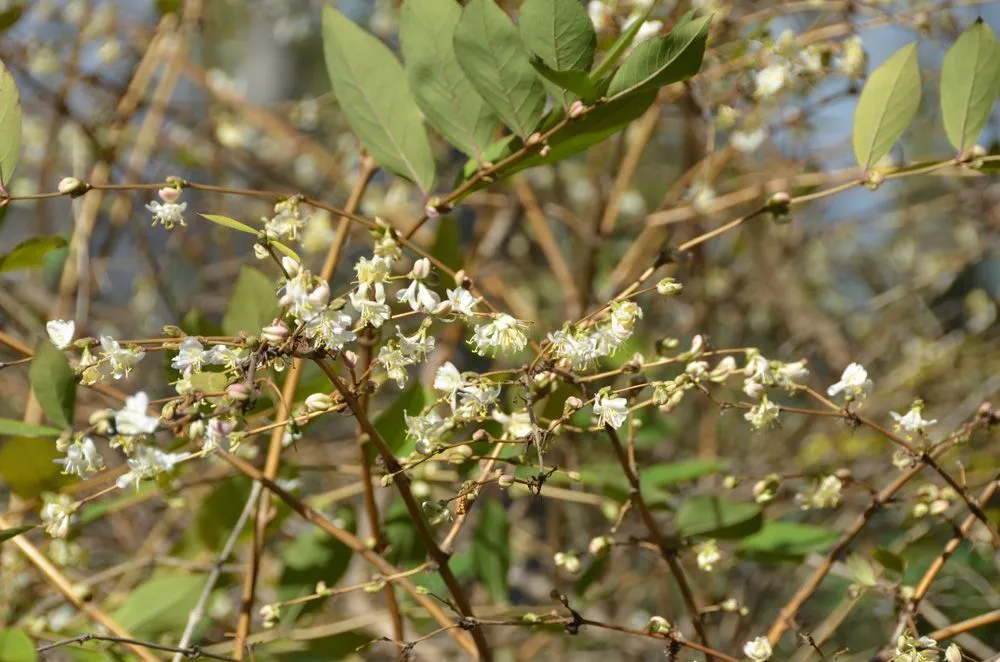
top-left (158, 187), bottom-right (181, 203)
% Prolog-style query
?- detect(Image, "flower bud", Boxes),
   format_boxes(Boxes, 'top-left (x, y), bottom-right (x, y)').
top-left (342, 350), bottom-right (358, 368)
top-left (526, 132), bottom-right (542, 146)
top-left (568, 100), bottom-right (586, 118)
top-left (945, 644), bottom-right (962, 662)
top-left (472, 428), bottom-right (490, 442)
top-left (158, 187), bottom-right (181, 203)
top-left (656, 277), bottom-right (683, 296)
top-left (281, 256), bottom-right (300, 277)
top-left (253, 243), bottom-right (269, 260)
top-left (410, 257), bottom-right (431, 280)
top-left (646, 615), bottom-right (671, 635)
top-left (227, 383), bottom-right (251, 402)
top-left (588, 535), bottom-right (611, 555)
top-left (305, 392), bottom-right (334, 412)
top-left (58, 177), bottom-right (89, 197)
top-left (261, 319), bottom-right (289, 343)
top-left (498, 473), bottom-right (515, 489)
top-left (433, 300), bottom-right (453, 316)
top-left (864, 170), bottom-right (885, 191)
top-left (564, 396), bottom-right (583, 411)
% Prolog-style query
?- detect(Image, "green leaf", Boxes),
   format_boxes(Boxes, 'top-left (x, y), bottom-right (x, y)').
top-left (196, 476), bottom-right (253, 550)
top-left (271, 240), bottom-right (301, 263)
top-left (430, 217), bottom-right (464, 273)
top-left (846, 554), bottom-right (877, 587)
top-left (29, 340), bottom-right (76, 429)
top-left (0, 236), bottom-right (67, 273)
top-left (279, 511), bottom-right (354, 622)
top-left (199, 213), bottom-right (258, 235)
top-left (0, 4), bottom-right (25, 33)
top-left (0, 628), bottom-right (36, 662)
top-left (530, 57), bottom-right (598, 103)
top-left (268, 632), bottom-right (372, 662)
top-left (399, 0), bottom-right (499, 160)
top-left (852, 43), bottom-right (922, 170)
top-left (222, 266), bottom-right (280, 336)
top-left (472, 498), bottom-right (510, 602)
top-left (454, 0), bottom-right (547, 139)
top-left (322, 5), bottom-right (436, 192)
top-left (189, 370), bottom-right (229, 394)
top-left (590, 5), bottom-right (653, 83)
top-left (607, 15), bottom-right (711, 99)
top-left (873, 546), bottom-right (906, 575)
top-left (371, 383), bottom-right (428, 459)
top-left (111, 574), bottom-right (207, 637)
top-left (574, 554), bottom-right (609, 597)
top-left (0, 419), bottom-right (61, 437)
top-left (0, 58), bottom-right (22, 184)
top-left (519, 0), bottom-right (596, 105)
top-left (739, 521), bottom-right (839, 558)
top-left (0, 524), bottom-right (34, 544)
top-left (676, 496), bottom-right (762, 539)
top-left (384, 499), bottom-right (428, 566)
top-left (0, 437), bottom-right (70, 497)
top-left (940, 19), bottom-right (1000, 153)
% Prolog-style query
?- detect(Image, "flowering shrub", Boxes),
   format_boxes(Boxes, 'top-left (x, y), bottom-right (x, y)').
top-left (1, 1), bottom-right (1000, 661)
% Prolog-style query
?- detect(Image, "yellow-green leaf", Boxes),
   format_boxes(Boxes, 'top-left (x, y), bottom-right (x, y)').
top-left (0, 236), bottom-right (67, 273)
top-left (29, 340), bottom-right (76, 429)
top-left (322, 5), bottom-right (436, 192)
top-left (454, 0), bottom-right (547, 140)
top-left (0, 58), bottom-right (22, 183)
top-left (200, 213), bottom-right (258, 235)
top-left (0, 524), bottom-right (35, 544)
top-left (110, 574), bottom-right (207, 637)
top-left (0, 628), bottom-right (36, 662)
top-left (940, 19), bottom-right (1000, 153)
top-left (852, 43), bottom-right (921, 170)
top-left (0, 419), bottom-right (61, 437)
top-left (271, 240), bottom-right (301, 263)
top-left (0, 436), bottom-right (70, 498)
top-left (399, 0), bottom-right (499, 160)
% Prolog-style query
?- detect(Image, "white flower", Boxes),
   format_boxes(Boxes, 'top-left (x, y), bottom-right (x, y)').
top-left (115, 444), bottom-right (187, 490)
top-left (826, 362), bottom-right (873, 403)
top-left (264, 200), bottom-right (303, 241)
top-left (455, 380), bottom-right (501, 420)
top-left (446, 288), bottom-right (480, 318)
top-left (836, 35), bottom-right (865, 78)
top-left (301, 308), bottom-right (356, 351)
top-left (146, 200), bottom-right (187, 229)
top-left (890, 405), bottom-right (936, 438)
top-left (99, 336), bottom-right (145, 380)
top-left (397, 326), bottom-right (434, 362)
top-left (350, 288), bottom-right (391, 328)
top-left (406, 410), bottom-right (449, 454)
top-left (46, 319), bottom-right (75, 349)
top-left (396, 278), bottom-right (440, 312)
top-left (205, 345), bottom-right (248, 370)
top-left (201, 417), bottom-right (235, 453)
top-left (593, 390), bottom-right (628, 429)
top-left (608, 301), bottom-right (642, 341)
top-left (54, 437), bottom-right (104, 477)
top-left (492, 409), bottom-right (534, 439)
top-left (354, 255), bottom-right (391, 288)
top-left (745, 395), bottom-right (780, 431)
top-left (731, 126), bottom-right (767, 153)
top-left (754, 62), bottom-right (788, 98)
top-left (469, 313), bottom-right (529, 357)
top-left (796, 475), bottom-right (843, 510)
top-left (114, 392), bottom-right (159, 437)
top-left (41, 494), bottom-right (76, 539)
top-left (696, 539), bottom-right (721, 571)
top-left (171, 336), bottom-right (207, 375)
top-left (548, 327), bottom-right (602, 370)
top-left (744, 636), bottom-right (772, 661)
top-left (945, 644), bottom-right (962, 662)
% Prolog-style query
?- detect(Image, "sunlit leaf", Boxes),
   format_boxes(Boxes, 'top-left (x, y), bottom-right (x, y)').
top-left (29, 340), bottom-right (76, 429)
top-left (846, 554), bottom-right (877, 587)
top-left (852, 43), bottom-right (921, 170)
top-left (199, 213), bottom-right (258, 235)
top-left (322, 5), bottom-right (436, 192)
top-left (607, 15), bottom-right (710, 99)
top-left (940, 19), bottom-right (1000, 153)
top-left (0, 236), bottom-right (67, 273)
top-left (519, 0), bottom-right (596, 105)
top-left (472, 498), bottom-right (510, 602)
top-left (0, 419), bottom-right (61, 437)
top-left (221, 266), bottom-right (280, 336)
top-left (0, 436), bottom-right (70, 498)
top-left (271, 240), bottom-right (301, 263)
top-left (0, 58), bottom-right (22, 184)
top-left (399, 0), bottom-right (499, 160)
top-left (454, 0), bottom-right (547, 139)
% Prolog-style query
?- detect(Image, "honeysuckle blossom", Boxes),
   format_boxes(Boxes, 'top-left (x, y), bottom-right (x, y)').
top-left (744, 636), bottom-right (773, 661)
top-left (433, 361), bottom-right (465, 406)
top-left (745, 395), bottom-right (780, 431)
top-left (754, 62), bottom-right (789, 98)
top-left (827, 362), bottom-right (873, 403)
top-left (593, 390), bottom-right (628, 429)
top-left (468, 313), bottom-right (529, 357)
top-left (446, 287), bottom-right (480, 318)
top-left (114, 392), bottom-right (159, 437)
top-left (146, 199), bottom-right (187, 229)
top-left (696, 539), bottom-right (721, 571)
top-left (492, 409), bottom-right (534, 439)
top-left (41, 494), bottom-right (76, 539)
top-left (115, 444), bottom-right (188, 491)
top-left (454, 380), bottom-right (501, 420)
top-left (396, 258), bottom-right (440, 313)
top-left (890, 403), bottom-right (936, 438)
top-left (99, 335), bottom-right (145, 380)
top-left (54, 437), bottom-right (104, 477)
top-left (171, 336), bottom-right (207, 375)
top-left (350, 287), bottom-right (391, 328)
top-left (796, 475), bottom-right (843, 510)
top-left (406, 410), bottom-right (449, 455)
top-left (264, 198), bottom-right (304, 242)
top-left (301, 308), bottom-right (356, 351)
top-left (46, 319), bottom-right (75, 349)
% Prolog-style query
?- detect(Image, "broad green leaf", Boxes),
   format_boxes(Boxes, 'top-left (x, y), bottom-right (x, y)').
top-left (852, 43), bottom-right (921, 170)
top-left (0, 58), bottom-right (22, 184)
top-left (0, 524), bottom-right (34, 544)
top-left (322, 5), bottom-right (436, 192)
top-left (199, 213), bottom-right (257, 234)
top-left (574, 554), bottom-right (609, 596)
top-left (371, 383), bottom-right (428, 460)
top-left (676, 496), bottom-right (762, 539)
top-left (279, 509), bottom-right (354, 622)
top-left (590, 5), bottom-right (653, 83)
top-left (471, 498), bottom-right (510, 602)
top-left (384, 498), bottom-right (428, 566)
top-left (940, 19), bottom-right (1000, 153)
top-left (556, 459), bottom-right (726, 504)
top-left (0, 419), bottom-right (61, 437)
top-left (519, 0), bottom-right (596, 105)
top-left (454, 0), bottom-right (547, 139)
top-left (29, 340), bottom-right (76, 429)
top-left (739, 521), bottom-right (839, 558)
top-left (459, 88), bottom-right (658, 187)
top-left (268, 632), bottom-right (372, 662)
top-left (196, 476), bottom-right (252, 550)
top-left (873, 546), bottom-right (906, 575)
top-left (530, 57), bottom-right (598, 103)
top-left (111, 574), bottom-right (207, 637)
top-left (0, 437), bottom-right (70, 498)
top-left (399, 0), bottom-right (499, 160)
top-left (607, 15), bottom-right (711, 99)
top-left (0, 236), bottom-right (67, 273)
top-left (0, 628), bottom-right (36, 662)
top-left (846, 554), bottom-right (877, 587)
top-left (222, 266), bottom-right (280, 336)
